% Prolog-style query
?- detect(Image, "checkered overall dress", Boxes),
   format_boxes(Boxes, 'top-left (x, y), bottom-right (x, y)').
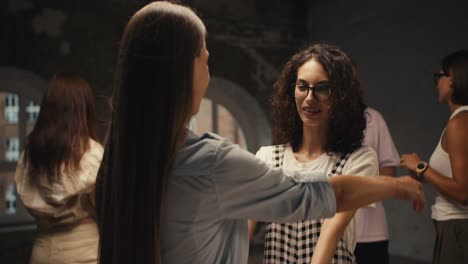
top-left (263, 145), bottom-right (357, 264)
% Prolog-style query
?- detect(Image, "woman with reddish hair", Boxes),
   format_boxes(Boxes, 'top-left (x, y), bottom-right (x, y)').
top-left (15, 72), bottom-right (103, 264)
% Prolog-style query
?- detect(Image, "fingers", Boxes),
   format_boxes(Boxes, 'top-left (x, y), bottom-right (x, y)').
top-left (412, 199), bottom-right (425, 212)
top-left (409, 177), bottom-right (426, 212)
top-left (395, 177), bottom-right (426, 212)
top-left (400, 154), bottom-right (409, 167)
top-left (414, 191), bottom-right (426, 212)
top-left (400, 153), bottom-right (422, 171)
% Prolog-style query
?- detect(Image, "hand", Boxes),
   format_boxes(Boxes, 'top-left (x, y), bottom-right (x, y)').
top-left (400, 153), bottom-right (422, 172)
top-left (394, 176), bottom-right (426, 212)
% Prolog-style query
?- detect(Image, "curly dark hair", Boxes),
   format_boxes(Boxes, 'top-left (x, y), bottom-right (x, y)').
top-left (271, 43), bottom-right (367, 155)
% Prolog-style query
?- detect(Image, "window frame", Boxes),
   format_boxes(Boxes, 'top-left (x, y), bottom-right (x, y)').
top-left (0, 68), bottom-right (46, 227)
top-left (204, 77), bottom-right (271, 153)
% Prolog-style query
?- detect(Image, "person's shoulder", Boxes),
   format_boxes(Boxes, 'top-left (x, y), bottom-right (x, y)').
top-left (366, 107), bottom-right (385, 123)
top-left (255, 145), bottom-right (277, 162)
top-left (447, 110), bottom-right (468, 133)
top-left (82, 139), bottom-right (103, 169)
top-left (198, 133), bottom-right (240, 160)
top-left (181, 131), bottom-right (226, 151)
top-left (87, 139), bottom-right (104, 158)
top-left (257, 144), bottom-right (288, 156)
top-left (198, 132), bottom-right (230, 146)
top-left (178, 131), bottom-right (231, 166)
top-left (257, 145), bottom-right (276, 154)
top-left (89, 139), bottom-right (104, 153)
top-left (343, 146), bottom-right (379, 175)
top-left (349, 145), bottom-right (377, 160)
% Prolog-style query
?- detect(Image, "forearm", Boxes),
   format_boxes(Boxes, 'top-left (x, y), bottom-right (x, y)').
top-left (424, 167), bottom-right (468, 205)
top-left (311, 211), bottom-right (355, 264)
top-left (380, 166), bottom-right (396, 177)
top-left (248, 219), bottom-right (256, 242)
top-left (330, 175), bottom-right (401, 212)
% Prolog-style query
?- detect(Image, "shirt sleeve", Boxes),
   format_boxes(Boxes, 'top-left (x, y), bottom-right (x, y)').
top-left (212, 142), bottom-right (336, 222)
top-left (375, 115), bottom-right (400, 168)
top-left (343, 146), bottom-right (379, 207)
top-left (343, 146), bottom-right (379, 177)
top-left (75, 140), bottom-right (104, 195)
top-left (365, 109), bottom-right (400, 168)
top-left (82, 141), bottom-right (104, 187)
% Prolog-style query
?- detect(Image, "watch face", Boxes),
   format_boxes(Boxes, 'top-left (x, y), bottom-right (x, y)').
top-left (417, 163), bottom-right (425, 169)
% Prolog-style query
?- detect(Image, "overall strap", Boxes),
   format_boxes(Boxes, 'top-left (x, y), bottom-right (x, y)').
top-left (330, 153), bottom-right (351, 176)
top-left (272, 144), bottom-right (286, 168)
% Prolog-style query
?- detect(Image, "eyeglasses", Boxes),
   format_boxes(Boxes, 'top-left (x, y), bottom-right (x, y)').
top-left (433, 72), bottom-right (449, 85)
top-left (290, 82), bottom-right (332, 101)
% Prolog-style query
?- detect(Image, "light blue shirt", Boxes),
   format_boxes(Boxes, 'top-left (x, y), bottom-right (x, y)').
top-left (161, 131), bottom-right (336, 264)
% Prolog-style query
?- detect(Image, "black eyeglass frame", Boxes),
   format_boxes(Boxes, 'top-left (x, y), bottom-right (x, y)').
top-left (433, 72), bottom-right (449, 85)
top-left (290, 82), bottom-right (332, 102)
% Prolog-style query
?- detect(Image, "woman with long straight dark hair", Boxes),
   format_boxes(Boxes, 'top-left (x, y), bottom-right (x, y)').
top-left (15, 72), bottom-right (103, 264)
top-left (96, 2), bottom-right (425, 264)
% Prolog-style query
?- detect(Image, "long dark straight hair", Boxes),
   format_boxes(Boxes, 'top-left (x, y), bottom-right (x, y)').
top-left (24, 72), bottom-right (98, 183)
top-left (95, 2), bottom-right (205, 263)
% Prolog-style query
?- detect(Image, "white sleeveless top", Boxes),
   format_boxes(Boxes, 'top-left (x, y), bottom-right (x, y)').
top-left (431, 105), bottom-right (468, 221)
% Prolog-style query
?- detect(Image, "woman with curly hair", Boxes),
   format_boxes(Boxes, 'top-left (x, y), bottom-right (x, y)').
top-left (250, 43), bottom-right (378, 264)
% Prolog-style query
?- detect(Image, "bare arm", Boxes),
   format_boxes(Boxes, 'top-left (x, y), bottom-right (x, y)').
top-left (380, 166), bottom-right (396, 177)
top-left (329, 175), bottom-right (425, 213)
top-left (400, 114), bottom-right (468, 205)
top-left (428, 115), bottom-right (468, 204)
top-left (248, 219), bottom-right (256, 242)
top-left (310, 210), bottom-right (355, 264)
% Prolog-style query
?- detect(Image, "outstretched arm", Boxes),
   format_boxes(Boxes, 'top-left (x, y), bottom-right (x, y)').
top-left (329, 175), bottom-right (425, 213)
top-left (400, 114), bottom-right (468, 205)
top-left (310, 210), bottom-right (355, 264)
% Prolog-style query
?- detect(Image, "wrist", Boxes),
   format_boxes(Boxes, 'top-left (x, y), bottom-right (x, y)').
top-left (393, 177), bottom-right (404, 199)
top-left (415, 161), bottom-right (429, 181)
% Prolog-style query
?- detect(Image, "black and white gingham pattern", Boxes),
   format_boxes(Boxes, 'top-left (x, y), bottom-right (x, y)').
top-left (264, 146), bottom-right (356, 264)
top-left (273, 144), bottom-right (286, 168)
top-left (329, 153), bottom-right (349, 176)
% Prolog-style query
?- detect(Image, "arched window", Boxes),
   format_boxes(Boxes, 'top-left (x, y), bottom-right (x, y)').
top-left (0, 68), bottom-right (45, 226)
top-left (191, 98), bottom-right (247, 149)
top-left (191, 77), bottom-right (271, 153)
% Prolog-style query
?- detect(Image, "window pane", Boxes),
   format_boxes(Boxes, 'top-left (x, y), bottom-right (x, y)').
top-left (3, 94), bottom-right (19, 124)
top-left (26, 99), bottom-right (40, 135)
top-left (217, 104), bottom-right (246, 149)
top-left (0, 170), bottom-right (17, 215)
top-left (191, 98), bottom-right (247, 149)
top-left (0, 94), bottom-right (42, 218)
top-left (191, 98), bottom-right (213, 134)
top-left (0, 92), bottom-right (20, 162)
top-left (0, 92), bottom-right (21, 216)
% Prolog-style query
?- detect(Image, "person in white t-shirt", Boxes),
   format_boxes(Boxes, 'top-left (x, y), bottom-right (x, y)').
top-left (354, 107), bottom-right (400, 264)
top-left (250, 43), bottom-right (379, 264)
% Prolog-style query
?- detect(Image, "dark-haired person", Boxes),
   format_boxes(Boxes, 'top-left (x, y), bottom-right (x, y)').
top-left (401, 50), bottom-right (468, 264)
top-left (251, 43), bottom-right (378, 264)
top-left (95, 2), bottom-right (425, 264)
top-left (15, 72), bottom-right (103, 264)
